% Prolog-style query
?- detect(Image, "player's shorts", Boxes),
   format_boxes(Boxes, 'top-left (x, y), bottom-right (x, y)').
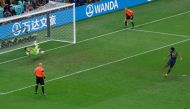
top-left (36, 77), bottom-right (44, 85)
top-left (167, 59), bottom-right (176, 68)
top-left (126, 15), bottom-right (134, 20)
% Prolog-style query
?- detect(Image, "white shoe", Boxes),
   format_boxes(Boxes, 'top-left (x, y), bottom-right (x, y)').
top-left (164, 73), bottom-right (168, 77)
top-left (42, 93), bottom-right (46, 96)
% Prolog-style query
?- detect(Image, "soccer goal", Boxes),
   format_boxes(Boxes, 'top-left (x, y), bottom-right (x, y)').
top-left (0, 1), bottom-right (76, 54)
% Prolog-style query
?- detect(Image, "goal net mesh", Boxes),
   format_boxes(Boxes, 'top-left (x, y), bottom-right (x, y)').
top-left (0, 1), bottom-right (76, 54)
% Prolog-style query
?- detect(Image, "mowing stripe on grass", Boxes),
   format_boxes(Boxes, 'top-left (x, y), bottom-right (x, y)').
top-left (0, 10), bottom-right (189, 66)
top-left (128, 29), bottom-right (190, 38)
top-left (1, 38), bottom-right (190, 95)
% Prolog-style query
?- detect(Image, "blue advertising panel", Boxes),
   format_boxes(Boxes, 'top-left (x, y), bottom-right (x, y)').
top-left (0, 9), bottom-right (73, 39)
top-left (76, 0), bottom-right (152, 20)
top-left (0, 0), bottom-right (153, 40)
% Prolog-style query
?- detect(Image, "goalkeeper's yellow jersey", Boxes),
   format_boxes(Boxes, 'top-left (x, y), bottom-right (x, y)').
top-left (31, 48), bottom-right (39, 55)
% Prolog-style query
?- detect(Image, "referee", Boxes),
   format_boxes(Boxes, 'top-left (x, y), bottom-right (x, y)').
top-left (124, 8), bottom-right (134, 28)
top-left (34, 63), bottom-right (46, 96)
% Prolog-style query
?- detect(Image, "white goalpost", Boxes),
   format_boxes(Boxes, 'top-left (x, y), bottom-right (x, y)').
top-left (0, 1), bottom-right (76, 54)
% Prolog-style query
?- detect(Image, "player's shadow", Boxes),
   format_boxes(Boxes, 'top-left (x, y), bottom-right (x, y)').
top-left (32, 57), bottom-right (42, 61)
top-left (31, 54), bottom-right (46, 62)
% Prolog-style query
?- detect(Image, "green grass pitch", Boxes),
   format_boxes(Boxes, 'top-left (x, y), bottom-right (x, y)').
top-left (0, 0), bottom-right (190, 109)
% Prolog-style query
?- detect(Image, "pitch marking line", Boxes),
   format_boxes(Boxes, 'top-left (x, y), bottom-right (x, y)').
top-left (0, 92), bottom-right (6, 95)
top-left (0, 10), bottom-right (190, 66)
top-left (128, 29), bottom-right (190, 38)
top-left (1, 38), bottom-right (190, 95)
top-left (134, 10), bottom-right (190, 28)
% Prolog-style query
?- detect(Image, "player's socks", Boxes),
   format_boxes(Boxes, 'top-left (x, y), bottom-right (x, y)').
top-left (164, 69), bottom-right (171, 77)
top-left (131, 22), bottom-right (134, 29)
top-left (42, 86), bottom-right (45, 95)
top-left (125, 21), bottom-right (128, 27)
top-left (35, 85), bottom-right (38, 94)
top-left (167, 69), bottom-right (171, 74)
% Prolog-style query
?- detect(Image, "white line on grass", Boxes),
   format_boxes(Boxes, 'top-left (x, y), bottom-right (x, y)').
top-left (0, 92), bottom-right (6, 95)
top-left (134, 10), bottom-right (190, 28)
top-left (0, 10), bottom-right (190, 65)
top-left (128, 29), bottom-right (190, 38)
top-left (1, 38), bottom-right (190, 95)
top-left (0, 56), bottom-right (27, 65)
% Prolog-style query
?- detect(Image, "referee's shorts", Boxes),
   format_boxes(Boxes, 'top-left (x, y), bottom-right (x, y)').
top-left (36, 76), bottom-right (44, 85)
top-left (126, 15), bottom-right (134, 20)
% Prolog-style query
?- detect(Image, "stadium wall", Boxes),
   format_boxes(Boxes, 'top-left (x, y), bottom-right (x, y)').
top-left (0, 0), bottom-right (153, 39)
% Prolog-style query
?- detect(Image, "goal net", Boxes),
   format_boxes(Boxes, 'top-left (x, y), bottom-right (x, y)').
top-left (0, 1), bottom-right (76, 54)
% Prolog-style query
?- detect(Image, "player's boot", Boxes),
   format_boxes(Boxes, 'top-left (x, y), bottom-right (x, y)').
top-left (42, 93), bottom-right (46, 96)
top-left (164, 73), bottom-right (168, 77)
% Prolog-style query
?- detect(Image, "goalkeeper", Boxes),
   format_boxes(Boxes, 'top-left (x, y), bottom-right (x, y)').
top-left (24, 41), bottom-right (44, 56)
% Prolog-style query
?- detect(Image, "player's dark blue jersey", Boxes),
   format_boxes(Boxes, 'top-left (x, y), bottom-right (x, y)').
top-left (167, 51), bottom-right (177, 68)
top-left (169, 51), bottom-right (177, 61)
